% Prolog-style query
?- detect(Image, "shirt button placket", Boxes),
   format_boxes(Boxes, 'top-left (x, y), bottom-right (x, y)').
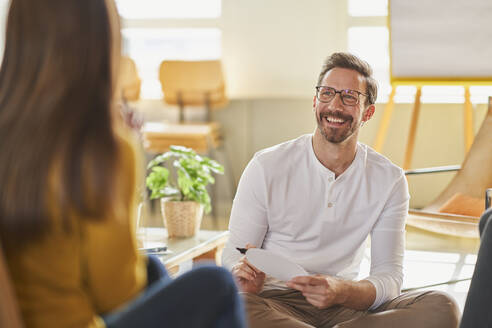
top-left (327, 174), bottom-right (335, 209)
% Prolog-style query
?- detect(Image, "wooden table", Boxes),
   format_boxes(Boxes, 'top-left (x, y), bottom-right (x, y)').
top-left (139, 228), bottom-right (229, 275)
top-left (142, 122), bottom-right (221, 154)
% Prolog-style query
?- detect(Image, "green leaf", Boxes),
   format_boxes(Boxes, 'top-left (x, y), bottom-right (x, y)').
top-left (146, 167), bottom-right (168, 188)
top-left (200, 157), bottom-right (224, 174)
top-left (145, 145), bottom-right (224, 213)
top-left (145, 166), bottom-right (170, 200)
top-left (147, 152), bottom-right (172, 169)
top-left (177, 169), bottom-right (192, 196)
top-left (170, 145), bottom-right (197, 158)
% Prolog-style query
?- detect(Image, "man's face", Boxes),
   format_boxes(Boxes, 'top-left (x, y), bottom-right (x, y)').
top-left (313, 67), bottom-right (373, 144)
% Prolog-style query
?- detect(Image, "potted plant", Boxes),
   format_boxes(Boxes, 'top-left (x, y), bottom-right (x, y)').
top-left (146, 145), bottom-right (224, 237)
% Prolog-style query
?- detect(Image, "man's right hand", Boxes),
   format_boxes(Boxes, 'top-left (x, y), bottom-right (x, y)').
top-left (231, 245), bottom-right (266, 294)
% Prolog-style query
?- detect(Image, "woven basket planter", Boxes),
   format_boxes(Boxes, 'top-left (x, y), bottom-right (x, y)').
top-left (160, 200), bottom-right (204, 238)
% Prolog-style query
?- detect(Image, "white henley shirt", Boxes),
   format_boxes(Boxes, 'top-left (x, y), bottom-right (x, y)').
top-left (222, 134), bottom-right (410, 309)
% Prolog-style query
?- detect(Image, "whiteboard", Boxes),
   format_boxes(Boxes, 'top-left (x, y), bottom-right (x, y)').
top-left (389, 0), bottom-right (492, 83)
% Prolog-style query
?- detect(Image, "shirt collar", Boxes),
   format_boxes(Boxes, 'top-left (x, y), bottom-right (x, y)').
top-left (307, 134), bottom-right (365, 180)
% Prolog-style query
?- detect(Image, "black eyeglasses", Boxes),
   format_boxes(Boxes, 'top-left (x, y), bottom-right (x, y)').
top-left (315, 86), bottom-right (368, 106)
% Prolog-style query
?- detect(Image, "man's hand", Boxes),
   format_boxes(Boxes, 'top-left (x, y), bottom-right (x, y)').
top-left (286, 275), bottom-right (346, 309)
top-left (231, 244), bottom-right (266, 294)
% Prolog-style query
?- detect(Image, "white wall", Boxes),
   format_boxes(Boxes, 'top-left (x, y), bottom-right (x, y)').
top-left (221, 0), bottom-right (347, 98)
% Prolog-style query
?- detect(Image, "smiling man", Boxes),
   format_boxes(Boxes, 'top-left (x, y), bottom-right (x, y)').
top-left (222, 53), bottom-right (460, 328)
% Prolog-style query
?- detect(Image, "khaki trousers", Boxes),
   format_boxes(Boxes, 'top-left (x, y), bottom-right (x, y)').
top-left (242, 289), bottom-right (460, 328)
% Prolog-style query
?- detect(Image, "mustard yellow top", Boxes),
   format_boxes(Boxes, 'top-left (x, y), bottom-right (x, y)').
top-left (5, 132), bottom-right (147, 328)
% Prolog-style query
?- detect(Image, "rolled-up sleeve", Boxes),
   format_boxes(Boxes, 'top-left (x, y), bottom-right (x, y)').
top-left (365, 173), bottom-right (409, 310)
top-left (222, 157), bottom-right (269, 270)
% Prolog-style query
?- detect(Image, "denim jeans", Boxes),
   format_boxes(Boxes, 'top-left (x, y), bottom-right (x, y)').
top-left (460, 208), bottom-right (492, 328)
top-left (103, 256), bottom-right (247, 328)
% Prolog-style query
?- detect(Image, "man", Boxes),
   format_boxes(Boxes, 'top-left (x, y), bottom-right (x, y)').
top-left (222, 52), bottom-right (460, 328)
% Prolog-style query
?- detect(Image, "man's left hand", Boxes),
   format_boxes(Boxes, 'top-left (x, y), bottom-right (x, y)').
top-left (286, 275), bottom-right (346, 309)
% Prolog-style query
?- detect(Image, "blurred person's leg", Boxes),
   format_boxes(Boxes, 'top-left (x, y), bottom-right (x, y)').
top-left (146, 255), bottom-right (169, 286)
top-left (103, 265), bottom-right (246, 328)
top-left (460, 208), bottom-right (492, 328)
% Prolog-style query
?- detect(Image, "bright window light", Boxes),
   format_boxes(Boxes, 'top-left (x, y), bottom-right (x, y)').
top-left (453, 280), bottom-right (471, 293)
top-left (404, 250), bottom-right (461, 263)
top-left (348, 0), bottom-right (388, 17)
top-left (403, 262), bottom-right (455, 288)
top-left (393, 86), bottom-right (417, 103)
top-left (348, 27), bottom-right (390, 103)
top-left (464, 254), bottom-right (478, 265)
top-left (393, 86), bottom-right (492, 104)
top-left (115, 0), bottom-right (221, 19)
top-left (122, 28), bottom-right (221, 99)
top-left (420, 86), bottom-right (465, 104)
top-left (457, 264), bottom-right (476, 280)
top-left (470, 86), bottom-right (492, 104)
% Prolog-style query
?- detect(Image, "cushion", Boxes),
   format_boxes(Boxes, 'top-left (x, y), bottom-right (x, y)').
top-left (438, 193), bottom-right (485, 217)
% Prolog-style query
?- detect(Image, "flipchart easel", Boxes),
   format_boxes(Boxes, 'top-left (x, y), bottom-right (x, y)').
top-left (374, 0), bottom-right (492, 169)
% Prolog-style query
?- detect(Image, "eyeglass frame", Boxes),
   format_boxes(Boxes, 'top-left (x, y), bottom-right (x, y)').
top-left (315, 86), bottom-right (369, 106)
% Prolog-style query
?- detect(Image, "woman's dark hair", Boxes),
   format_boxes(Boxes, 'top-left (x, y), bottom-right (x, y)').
top-left (0, 0), bottom-right (123, 247)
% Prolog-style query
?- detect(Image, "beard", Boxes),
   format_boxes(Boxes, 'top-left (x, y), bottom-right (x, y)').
top-left (316, 110), bottom-right (358, 144)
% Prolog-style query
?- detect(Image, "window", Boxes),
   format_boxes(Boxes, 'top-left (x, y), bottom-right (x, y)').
top-left (115, 0), bottom-right (221, 19)
top-left (348, 0), bottom-right (387, 17)
top-left (122, 28), bottom-right (221, 99)
top-left (117, 0), bottom-right (222, 99)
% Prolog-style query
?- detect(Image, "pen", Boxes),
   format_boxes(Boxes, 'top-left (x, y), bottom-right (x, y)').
top-left (141, 246), bottom-right (168, 253)
top-left (236, 247), bottom-right (248, 254)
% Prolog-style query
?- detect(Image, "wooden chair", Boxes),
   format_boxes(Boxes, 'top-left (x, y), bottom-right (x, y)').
top-left (120, 56), bottom-right (141, 102)
top-left (158, 60), bottom-right (227, 123)
top-left (144, 59), bottom-right (229, 155)
top-left (143, 60), bottom-right (230, 153)
top-left (405, 99), bottom-right (492, 238)
top-left (0, 242), bottom-right (24, 328)
top-left (142, 121), bottom-right (221, 154)
top-left (143, 60), bottom-right (234, 220)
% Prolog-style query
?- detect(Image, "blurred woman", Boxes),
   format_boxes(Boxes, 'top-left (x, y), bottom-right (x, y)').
top-left (0, 0), bottom-right (245, 327)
